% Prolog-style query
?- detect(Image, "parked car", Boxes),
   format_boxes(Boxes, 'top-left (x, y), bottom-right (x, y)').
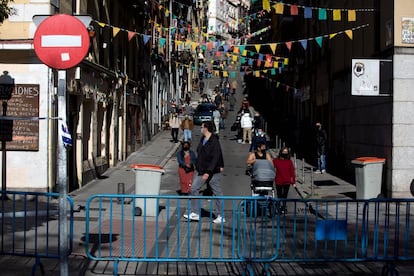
top-left (193, 103), bottom-right (216, 125)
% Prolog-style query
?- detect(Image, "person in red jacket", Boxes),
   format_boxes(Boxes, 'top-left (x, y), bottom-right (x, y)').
top-left (273, 147), bottom-right (296, 213)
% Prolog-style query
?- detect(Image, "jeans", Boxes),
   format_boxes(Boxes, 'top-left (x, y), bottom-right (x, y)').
top-left (318, 154), bottom-right (326, 171)
top-left (183, 129), bottom-right (192, 141)
top-left (190, 173), bottom-right (223, 217)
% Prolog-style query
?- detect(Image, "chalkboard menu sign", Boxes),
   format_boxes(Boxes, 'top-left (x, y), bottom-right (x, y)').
top-left (0, 84), bottom-right (39, 151)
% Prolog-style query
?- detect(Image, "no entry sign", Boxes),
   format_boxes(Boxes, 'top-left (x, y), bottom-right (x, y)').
top-left (33, 14), bottom-right (90, 70)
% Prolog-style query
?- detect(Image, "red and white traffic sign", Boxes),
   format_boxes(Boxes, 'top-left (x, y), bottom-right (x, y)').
top-left (33, 14), bottom-right (90, 70)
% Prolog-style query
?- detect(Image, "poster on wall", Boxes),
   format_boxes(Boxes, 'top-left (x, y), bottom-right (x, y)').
top-left (351, 59), bottom-right (380, 96)
top-left (402, 17), bottom-right (414, 44)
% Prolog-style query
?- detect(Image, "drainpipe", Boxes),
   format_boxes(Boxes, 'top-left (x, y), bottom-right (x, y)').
top-left (122, 57), bottom-right (128, 160)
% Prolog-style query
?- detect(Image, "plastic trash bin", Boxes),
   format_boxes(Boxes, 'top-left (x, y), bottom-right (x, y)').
top-left (351, 157), bottom-right (386, 199)
top-left (130, 164), bottom-right (165, 216)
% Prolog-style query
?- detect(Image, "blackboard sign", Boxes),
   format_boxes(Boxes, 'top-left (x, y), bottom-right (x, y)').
top-left (0, 84), bottom-right (39, 151)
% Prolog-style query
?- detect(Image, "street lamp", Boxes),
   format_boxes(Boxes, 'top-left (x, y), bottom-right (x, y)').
top-left (0, 70), bottom-right (14, 200)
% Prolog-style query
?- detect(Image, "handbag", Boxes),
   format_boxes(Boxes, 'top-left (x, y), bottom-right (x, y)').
top-left (231, 122), bottom-right (238, 131)
top-left (183, 164), bottom-right (195, 173)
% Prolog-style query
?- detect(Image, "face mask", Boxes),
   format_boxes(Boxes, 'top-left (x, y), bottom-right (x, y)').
top-left (183, 147), bottom-right (189, 151)
top-left (200, 128), bottom-right (204, 134)
top-left (281, 153), bottom-right (288, 159)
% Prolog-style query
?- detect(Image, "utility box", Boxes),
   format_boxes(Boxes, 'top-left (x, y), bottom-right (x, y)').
top-left (130, 164), bottom-right (165, 216)
top-left (351, 157), bottom-right (386, 199)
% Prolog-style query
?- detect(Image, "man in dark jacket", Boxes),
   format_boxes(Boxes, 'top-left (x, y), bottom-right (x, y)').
top-left (315, 122), bottom-right (327, 173)
top-left (183, 120), bottom-right (225, 224)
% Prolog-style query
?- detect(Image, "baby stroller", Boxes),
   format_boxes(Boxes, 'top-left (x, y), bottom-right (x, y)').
top-left (246, 160), bottom-right (277, 217)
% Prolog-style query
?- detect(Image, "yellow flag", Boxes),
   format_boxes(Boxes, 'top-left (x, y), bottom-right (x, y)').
top-left (273, 61), bottom-right (278, 68)
top-left (348, 10), bottom-right (356, 22)
top-left (329, 33), bottom-right (337, 39)
top-left (263, 0), bottom-right (271, 12)
top-left (223, 71), bottom-right (228, 77)
top-left (255, 71), bottom-right (260, 77)
top-left (333, 9), bottom-right (341, 21)
top-left (345, 30), bottom-right (353, 40)
top-left (274, 3), bottom-right (284, 14)
top-left (270, 43), bottom-right (277, 54)
top-left (232, 55), bottom-right (238, 62)
top-left (113, 27), bottom-right (120, 37)
top-left (284, 58), bottom-right (289, 65)
top-left (97, 21), bottom-right (106, 28)
top-left (242, 50), bottom-right (247, 56)
top-left (255, 44), bottom-right (261, 53)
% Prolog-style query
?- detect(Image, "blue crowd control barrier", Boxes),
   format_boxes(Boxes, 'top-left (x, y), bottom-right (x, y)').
top-left (0, 190), bottom-right (74, 275)
top-left (84, 194), bottom-right (414, 276)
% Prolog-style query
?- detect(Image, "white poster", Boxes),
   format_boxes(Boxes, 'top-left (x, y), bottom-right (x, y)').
top-left (351, 59), bottom-right (380, 96)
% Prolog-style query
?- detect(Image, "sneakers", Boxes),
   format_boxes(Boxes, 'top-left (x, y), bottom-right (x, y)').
top-left (213, 215), bottom-right (226, 224)
top-left (183, 212), bottom-right (226, 223)
top-left (183, 212), bottom-right (200, 221)
top-left (321, 169), bottom-right (326, 173)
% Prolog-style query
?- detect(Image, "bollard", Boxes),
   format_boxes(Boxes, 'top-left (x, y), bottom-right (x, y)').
top-left (117, 182), bottom-right (125, 204)
top-left (302, 158), bottom-right (305, 184)
top-left (310, 167), bottom-right (314, 196)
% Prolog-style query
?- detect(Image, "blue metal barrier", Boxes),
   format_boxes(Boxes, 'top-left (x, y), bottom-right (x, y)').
top-left (84, 195), bottom-right (414, 276)
top-left (0, 190), bottom-right (74, 275)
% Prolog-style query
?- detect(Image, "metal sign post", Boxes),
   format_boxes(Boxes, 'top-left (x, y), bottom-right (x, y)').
top-left (0, 71), bottom-right (14, 200)
top-left (57, 71), bottom-right (68, 275)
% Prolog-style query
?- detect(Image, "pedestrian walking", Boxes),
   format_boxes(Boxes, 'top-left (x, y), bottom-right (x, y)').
top-left (176, 141), bottom-right (197, 195)
top-left (180, 114), bottom-right (194, 142)
top-left (272, 147), bottom-right (296, 214)
top-left (228, 92), bottom-right (236, 111)
top-left (169, 113), bottom-right (181, 143)
top-left (240, 110), bottom-right (253, 144)
top-left (213, 108), bottom-right (221, 134)
top-left (183, 121), bottom-right (225, 224)
top-left (249, 128), bottom-right (269, 152)
top-left (315, 122), bottom-right (327, 173)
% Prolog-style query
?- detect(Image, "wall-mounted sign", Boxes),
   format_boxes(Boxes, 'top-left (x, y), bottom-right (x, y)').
top-left (402, 17), bottom-right (414, 44)
top-left (351, 59), bottom-right (392, 96)
top-left (0, 84), bottom-right (39, 151)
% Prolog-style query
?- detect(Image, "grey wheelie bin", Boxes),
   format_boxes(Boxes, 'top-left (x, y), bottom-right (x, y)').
top-left (351, 157), bottom-right (385, 199)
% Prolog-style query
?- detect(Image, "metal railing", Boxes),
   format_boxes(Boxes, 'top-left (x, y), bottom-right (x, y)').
top-left (0, 190), bottom-right (74, 275)
top-left (84, 194), bottom-right (414, 276)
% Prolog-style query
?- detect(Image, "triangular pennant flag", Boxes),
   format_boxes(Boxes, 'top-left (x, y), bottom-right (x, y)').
top-left (143, 35), bottom-right (151, 45)
top-left (258, 53), bottom-right (264, 61)
top-left (318, 8), bottom-right (327, 20)
top-left (112, 27), bottom-right (121, 38)
top-left (223, 71), bottom-right (228, 77)
top-left (159, 38), bottom-right (166, 47)
top-left (233, 46), bottom-right (240, 54)
top-left (285, 41), bottom-right (292, 51)
top-left (315, 36), bottom-right (323, 48)
top-left (255, 71), bottom-right (260, 77)
top-left (290, 5), bottom-right (298, 16)
top-left (333, 9), bottom-right (341, 21)
top-left (239, 45), bottom-right (245, 54)
top-left (348, 10), bottom-right (356, 22)
top-left (304, 7), bottom-right (312, 19)
top-left (128, 31), bottom-right (136, 41)
top-left (255, 44), bottom-right (261, 53)
top-left (345, 30), bottom-right (353, 40)
top-left (242, 50), bottom-right (247, 56)
top-left (284, 58), bottom-right (289, 65)
top-left (257, 59), bottom-right (262, 67)
top-left (240, 57), bottom-right (246, 63)
top-left (232, 55), bottom-right (238, 62)
top-left (215, 51), bottom-right (221, 57)
top-left (274, 3), bottom-right (284, 14)
top-left (97, 21), bottom-right (106, 28)
top-left (263, 0), bottom-right (271, 12)
top-left (300, 40), bottom-right (308, 50)
top-left (329, 33), bottom-right (337, 39)
top-left (269, 43), bottom-right (277, 54)
top-left (230, 71), bottom-right (236, 78)
top-left (273, 61), bottom-right (279, 68)
top-left (271, 68), bottom-right (276, 75)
